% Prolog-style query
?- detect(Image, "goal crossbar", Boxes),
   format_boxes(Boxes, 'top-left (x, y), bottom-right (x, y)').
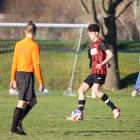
top-left (0, 22), bottom-right (88, 28)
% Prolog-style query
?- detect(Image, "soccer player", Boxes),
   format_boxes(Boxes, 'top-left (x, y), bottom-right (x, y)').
top-left (131, 72), bottom-right (140, 97)
top-left (68, 24), bottom-right (120, 121)
top-left (9, 21), bottom-right (44, 135)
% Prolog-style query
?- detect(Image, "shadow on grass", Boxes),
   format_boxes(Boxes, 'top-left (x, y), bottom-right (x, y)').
top-left (36, 130), bottom-right (140, 136)
top-left (63, 130), bottom-right (140, 136)
top-left (120, 72), bottom-right (138, 89)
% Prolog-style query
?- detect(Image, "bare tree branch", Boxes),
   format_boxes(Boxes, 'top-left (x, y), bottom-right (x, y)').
top-left (92, 0), bottom-right (99, 23)
top-left (100, 0), bottom-right (122, 17)
top-left (104, 0), bottom-right (112, 12)
top-left (80, 0), bottom-right (90, 14)
top-left (132, 0), bottom-right (140, 37)
top-left (100, 0), bottom-right (110, 17)
top-left (81, 0), bottom-right (100, 23)
top-left (115, 0), bottom-right (137, 19)
top-left (119, 15), bottom-right (133, 40)
top-left (109, 0), bottom-right (122, 13)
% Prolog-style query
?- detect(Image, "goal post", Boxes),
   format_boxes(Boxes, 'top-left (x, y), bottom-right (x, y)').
top-left (0, 22), bottom-right (88, 96)
top-left (63, 28), bottom-right (83, 96)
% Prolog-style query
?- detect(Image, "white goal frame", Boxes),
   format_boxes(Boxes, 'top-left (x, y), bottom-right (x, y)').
top-left (0, 22), bottom-right (88, 28)
top-left (0, 22), bottom-right (88, 96)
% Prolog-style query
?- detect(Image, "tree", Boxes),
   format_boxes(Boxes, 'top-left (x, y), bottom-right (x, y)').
top-left (132, 0), bottom-right (140, 38)
top-left (81, 0), bottom-right (137, 90)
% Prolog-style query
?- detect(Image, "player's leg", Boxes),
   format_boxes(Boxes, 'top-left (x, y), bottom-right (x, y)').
top-left (132, 90), bottom-right (138, 97)
top-left (76, 74), bottom-right (94, 113)
top-left (92, 83), bottom-right (120, 119)
top-left (17, 72), bottom-right (36, 134)
top-left (10, 100), bottom-right (28, 135)
top-left (66, 75), bottom-right (93, 121)
top-left (19, 98), bottom-right (37, 124)
top-left (92, 74), bottom-right (120, 119)
top-left (92, 83), bottom-right (116, 109)
top-left (66, 82), bottom-right (89, 121)
top-left (17, 98), bottom-right (37, 134)
top-left (132, 72), bottom-right (140, 97)
top-left (19, 73), bottom-right (36, 122)
top-left (77, 82), bottom-right (89, 113)
top-left (10, 72), bottom-right (34, 135)
top-left (91, 89), bottom-right (96, 98)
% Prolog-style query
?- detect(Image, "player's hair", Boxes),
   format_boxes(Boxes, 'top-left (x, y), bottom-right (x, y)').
top-left (25, 20), bottom-right (37, 34)
top-left (88, 24), bottom-right (100, 33)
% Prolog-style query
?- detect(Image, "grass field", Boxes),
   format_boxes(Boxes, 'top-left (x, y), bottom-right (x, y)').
top-left (0, 40), bottom-right (140, 140)
top-left (0, 92), bottom-right (140, 140)
top-left (0, 50), bottom-right (140, 92)
top-left (0, 39), bottom-right (140, 92)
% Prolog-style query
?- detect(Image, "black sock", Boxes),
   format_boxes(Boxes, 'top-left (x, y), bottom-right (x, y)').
top-left (78, 100), bottom-right (85, 111)
top-left (101, 94), bottom-right (116, 111)
top-left (18, 104), bottom-right (32, 125)
top-left (11, 107), bottom-right (23, 132)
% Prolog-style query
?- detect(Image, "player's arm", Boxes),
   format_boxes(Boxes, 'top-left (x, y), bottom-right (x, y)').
top-left (32, 45), bottom-right (44, 92)
top-left (10, 46), bottom-right (17, 89)
top-left (101, 49), bottom-right (113, 66)
top-left (96, 41), bottom-right (113, 69)
top-left (88, 47), bottom-right (92, 69)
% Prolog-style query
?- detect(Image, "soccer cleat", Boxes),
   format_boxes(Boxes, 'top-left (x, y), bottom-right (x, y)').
top-left (113, 108), bottom-right (121, 119)
top-left (65, 116), bottom-right (78, 122)
top-left (65, 116), bottom-right (83, 122)
top-left (131, 90), bottom-right (138, 97)
top-left (9, 128), bottom-right (26, 135)
top-left (17, 124), bottom-right (27, 135)
top-left (78, 111), bottom-right (84, 120)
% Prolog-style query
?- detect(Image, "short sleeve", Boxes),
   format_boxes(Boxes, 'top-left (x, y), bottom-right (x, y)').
top-left (99, 41), bottom-right (110, 51)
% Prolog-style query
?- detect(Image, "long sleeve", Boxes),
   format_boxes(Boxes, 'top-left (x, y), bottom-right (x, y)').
top-left (11, 48), bottom-right (17, 81)
top-left (31, 45), bottom-right (43, 85)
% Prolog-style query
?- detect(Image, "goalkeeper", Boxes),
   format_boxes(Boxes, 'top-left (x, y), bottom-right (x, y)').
top-left (9, 21), bottom-right (44, 135)
top-left (68, 24), bottom-right (120, 121)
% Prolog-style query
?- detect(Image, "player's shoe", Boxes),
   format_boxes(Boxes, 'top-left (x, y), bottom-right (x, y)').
top-left (9, 128), bottom-right (26, 135)
top-left (131, 90), bottom-right (138, 97)
top-left (66, 109), bottom-right (84, 122)
top-left (17, 123), bottom-right (27, 135)
top-left (113, 108), bottom-right (121, 119)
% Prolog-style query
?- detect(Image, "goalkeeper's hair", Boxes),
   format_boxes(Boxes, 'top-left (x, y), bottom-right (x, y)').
top-left (25, 20), bottom-right (37, 34)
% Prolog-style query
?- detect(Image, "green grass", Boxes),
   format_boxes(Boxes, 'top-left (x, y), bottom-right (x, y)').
top-left (0, 50), bottom-right (140, 92)
top-left (118, 52), bottom-right (140, 90)
top-left (0, 92), bottom-right (140, 140)
top-left (0, 39), bottom-right (75, 49)
top-left (117, 40), bottom-right (140, 50)
top-left (1, 40), bottom-right (140, 139)
top-left (0, 40), bottom-right (140, 92)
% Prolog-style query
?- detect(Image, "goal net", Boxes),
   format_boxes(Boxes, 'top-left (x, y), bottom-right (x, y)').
top-left (0, 23), bottom-right (89, 96)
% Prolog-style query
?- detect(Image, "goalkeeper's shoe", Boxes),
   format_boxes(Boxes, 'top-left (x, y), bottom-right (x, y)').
top-left (113, 108), bottom-right (121, 119)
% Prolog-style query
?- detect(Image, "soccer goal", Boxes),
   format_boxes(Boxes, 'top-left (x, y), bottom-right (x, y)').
top-left (0, 22), bottom-right (89, 96)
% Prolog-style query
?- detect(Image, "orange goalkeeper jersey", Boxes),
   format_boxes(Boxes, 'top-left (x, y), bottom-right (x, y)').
top-left (11, 38), bottom-right (43, 85)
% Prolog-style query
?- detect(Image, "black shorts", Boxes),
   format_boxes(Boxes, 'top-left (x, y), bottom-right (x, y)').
top-left (84, 74), bottom-right (106, 87)
top-left (16, 72), bottom-right (36, 101)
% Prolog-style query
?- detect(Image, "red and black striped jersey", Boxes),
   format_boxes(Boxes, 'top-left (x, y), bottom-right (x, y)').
top-left (89, 37), bottom-right (109, 75)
